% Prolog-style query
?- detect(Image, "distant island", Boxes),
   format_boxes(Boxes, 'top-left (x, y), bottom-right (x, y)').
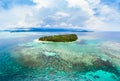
top-left (1, 28), bottom-right (92, 32)
top-left (39, 34), bottom-right (78, 42)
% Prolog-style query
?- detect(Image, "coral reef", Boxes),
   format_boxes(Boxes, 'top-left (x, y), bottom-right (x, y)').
top-left (11, 41), bottom-right (120, 76)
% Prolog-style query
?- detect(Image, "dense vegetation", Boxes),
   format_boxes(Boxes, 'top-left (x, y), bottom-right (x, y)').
top-left (39, 34), bottom-right (78, 42)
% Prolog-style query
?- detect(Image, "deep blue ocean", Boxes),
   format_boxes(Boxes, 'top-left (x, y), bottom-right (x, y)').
top-left (0, 31), bottom-right (120, 81)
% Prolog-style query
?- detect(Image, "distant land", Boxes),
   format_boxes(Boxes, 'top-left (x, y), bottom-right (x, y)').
top-left (0, 28), bottom-right (93, 32)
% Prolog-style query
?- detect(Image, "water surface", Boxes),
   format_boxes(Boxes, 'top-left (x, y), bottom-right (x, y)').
top-left (0, 32), bottom-right (120, 81)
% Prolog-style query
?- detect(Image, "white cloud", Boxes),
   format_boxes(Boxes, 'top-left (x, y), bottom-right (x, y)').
top-left (66, 0), bottom-right (103, 30)
top-left (66, 0), bottom-right (99, 16)
top-left (85, 17), bottom-right (105, 30)
top-left (0, 6), bottom-right (30, 29)
top-left (52, 11), bottom-right (69, 20)
top-left (0, 0), bottom-right (120, 31)
top-left (33, 0), bottom-right (51, 9)
top-left (66, 0), bottom-right (120, 31)
top-left (87, 0), bottom-right (101, 7)
top-left (0, 6), bottom-right (45, 29)
top-left (98, 5), bottom-right (120, 22)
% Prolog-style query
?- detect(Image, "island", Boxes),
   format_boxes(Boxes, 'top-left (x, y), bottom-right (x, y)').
top-left (39, 34), bottom-right (78, 42)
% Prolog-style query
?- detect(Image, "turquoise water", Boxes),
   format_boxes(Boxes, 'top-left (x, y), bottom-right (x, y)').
top-left (0, 32), bottom-right (120, 81)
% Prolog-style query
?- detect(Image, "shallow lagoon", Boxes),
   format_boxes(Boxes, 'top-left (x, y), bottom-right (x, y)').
top-left (0, 32), bottom-right (120, 81)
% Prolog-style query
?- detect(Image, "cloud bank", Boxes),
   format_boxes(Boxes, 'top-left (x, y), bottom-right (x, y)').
top-left (0, 0), bottom-right (120, 31)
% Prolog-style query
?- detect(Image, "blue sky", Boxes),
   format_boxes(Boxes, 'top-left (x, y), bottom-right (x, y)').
top-left (0, 0), bottom-right (120, 31)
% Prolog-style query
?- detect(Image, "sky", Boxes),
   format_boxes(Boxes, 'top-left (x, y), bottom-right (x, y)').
top-left (0, 0), bottom-right (120, 31)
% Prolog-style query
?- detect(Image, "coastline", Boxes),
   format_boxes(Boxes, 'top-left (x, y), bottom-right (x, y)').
top-left (33, 38), bottom-right (78, 43)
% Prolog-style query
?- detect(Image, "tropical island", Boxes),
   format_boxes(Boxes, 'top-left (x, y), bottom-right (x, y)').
top-left (39, 34), bottom-right (78, 42)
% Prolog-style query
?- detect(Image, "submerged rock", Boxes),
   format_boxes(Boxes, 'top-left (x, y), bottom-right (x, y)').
top-left (39, 34), bottom-right (78, 42)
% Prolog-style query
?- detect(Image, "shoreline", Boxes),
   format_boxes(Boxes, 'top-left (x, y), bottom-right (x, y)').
top-left (33, 38), bottom-right (78, 43)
